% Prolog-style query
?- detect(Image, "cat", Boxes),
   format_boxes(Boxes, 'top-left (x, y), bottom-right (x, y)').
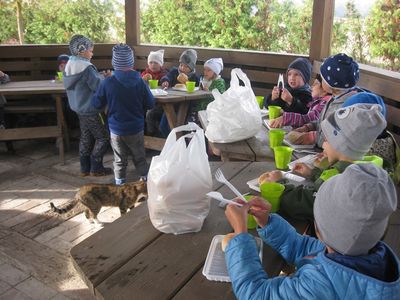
top-left (50, 179), bottom-right (147, 224)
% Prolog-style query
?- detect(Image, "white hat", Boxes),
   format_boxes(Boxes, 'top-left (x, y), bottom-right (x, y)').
top-left (148, 49), bottom-right (164, 66)
top-left (204, 58), bottom-right (224, 75)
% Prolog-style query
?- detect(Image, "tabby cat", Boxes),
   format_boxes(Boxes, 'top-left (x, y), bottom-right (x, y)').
top-left (50, 179), bottom-right (147, 224)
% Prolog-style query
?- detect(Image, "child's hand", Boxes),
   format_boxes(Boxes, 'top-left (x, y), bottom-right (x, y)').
top-left (177, 73), bottom-right (188, 84)
top-left (271, 86), bottom-right (280, 101)
top-left (0, 71), bottom-right (4, 77)
top-left (281, 88), bottom-right (293, 105)
top-left (293, 163), bottom-right (312, 177)
top-left (248, 197), bottom-right (272, 228)
top-left (293, 125), bottom-right (309, 133)
top-left (269, 116), bottom-right (284, 128)
top-left (103, 70), bottom-right (113, 78)
top-left (143, 74), bottom-right (152, 81)
top-left (161, 81), bottom-right (169, 89)
top-left (225, 199), bottom-right (249, 234)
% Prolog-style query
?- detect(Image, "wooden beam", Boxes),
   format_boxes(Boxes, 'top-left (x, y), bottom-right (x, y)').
top-left (125, 0), bottom-right (140, 46)
top-left (309, 0), bottom-right (335, 62)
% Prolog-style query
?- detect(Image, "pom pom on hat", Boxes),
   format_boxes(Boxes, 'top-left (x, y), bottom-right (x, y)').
top-left (204, 58), bottom-right (224, 75)
top-left (112, 43), bottom-right (134, 71)
top-left (287, 58), bottom-right (312, 84)
top-left (179, 49), bottom-right (197, 71)
top-left (148, 49), bottom-right (164, 66)
top-left (69, 35), bottom-right (94, 56)
top-left (314, 163), bottom-right (397, 255)
top-left (321, 104), bottom-right (386, 160)
top-left (320, 53), bottom-right (359, 89)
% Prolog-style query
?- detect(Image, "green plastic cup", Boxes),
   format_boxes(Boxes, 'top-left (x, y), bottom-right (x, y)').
top-left (273, 146), bottom-right (294, 170)
top-left (244, 195), bottom-right (257, 229)
top-left (355, 155), bottom-right (383, 168)
top-left (149, 79), bottom-right (158, 89)
top-left (256, 96), bottom-right (264, 109)
top-left (57, 72), bottom-right (63, 81)
top-left (269, 129), bottom-right (285, 148)
top-left (269, 105), bottom-right (282, 120)
top-left (260, 182), bottom-right (285, 213)
top-left (186, 81), bottom-right (196, 93)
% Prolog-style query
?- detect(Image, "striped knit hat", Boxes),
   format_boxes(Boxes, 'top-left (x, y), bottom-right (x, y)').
top-left (112, 43), bottom-right (134, 71)
top-left (69, 35), bottom-right (93, 56)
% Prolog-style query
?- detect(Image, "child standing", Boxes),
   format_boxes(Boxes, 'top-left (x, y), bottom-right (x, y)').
top-left (142, 50), bottom-right (168, 137)
top-left (188, 58), bottom-right (226, 124)
top-left (141, 49), bottom-right (168, 81)
top-left (269, 74), bottom-right (331, 128)
top-left (224, 163), bottom-right (399, 299)
top-left (264, 58), bottom-right (312, 114)
top-left (92, 44), bottom-right (155, 185)
top-left (63, 34), bottom-right (111, 177)
top-left (159, 49), bottom-right (200, 137)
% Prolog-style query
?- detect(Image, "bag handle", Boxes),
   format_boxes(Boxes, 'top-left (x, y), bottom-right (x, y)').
top-left (230, 68), bottom-right (252, 89)
top-left (162, 122), bottom-right (203, 153)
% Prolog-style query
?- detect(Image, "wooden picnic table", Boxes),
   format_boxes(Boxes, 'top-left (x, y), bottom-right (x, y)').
top-left (0, 80), bottom-right (69, 162)
top-left (199, 110), bottom-right (318, 162)
top-left (70, 161), bottom-right (307, 300)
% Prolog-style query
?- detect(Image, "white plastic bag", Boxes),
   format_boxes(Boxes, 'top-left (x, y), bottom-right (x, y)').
top-left (147, 122), bottom-right (213, 234)
top-left (205, 68), bottom-right (262, 143)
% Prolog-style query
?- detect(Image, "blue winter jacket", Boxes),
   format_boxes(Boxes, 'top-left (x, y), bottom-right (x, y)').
top-left (91, 70), bottom-right (155, 136)
top-left (159, 67), bottom-right (200, 87)
top-left (225, 214), bottom-right (400, 300)
top-left (63, 60), bottom-right (103, 116)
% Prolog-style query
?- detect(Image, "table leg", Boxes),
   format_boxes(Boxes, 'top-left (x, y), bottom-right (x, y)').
top-left (176, 102), bottom-right (190, 127)
top-left (54, 95), bottom-right (66, 164)
top-left (161, 103), bottom-right (177, 129)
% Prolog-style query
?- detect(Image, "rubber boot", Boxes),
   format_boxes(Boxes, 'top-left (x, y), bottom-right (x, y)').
top-left (79, 155), bottom-right (91, 177)
top-left (90, 156), bottom-right (113, 176)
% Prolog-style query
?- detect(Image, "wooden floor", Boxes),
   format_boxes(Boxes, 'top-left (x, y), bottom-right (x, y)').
top-left (0, 139), bottom-right (157, 300)
top-left (0, 139), bottom-right (399, 300)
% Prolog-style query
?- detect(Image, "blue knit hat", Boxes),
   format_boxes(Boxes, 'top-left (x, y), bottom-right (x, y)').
top-left (342, 92), bottom-right (387, 118)
top-left (287, 58), bottom-right (312, 84)
top-left (69, 35), bottom-right (93, 56)
top-left (112, 43), bottom-right (134, 71)
top-left (320, 53), bottom-right (359, 89)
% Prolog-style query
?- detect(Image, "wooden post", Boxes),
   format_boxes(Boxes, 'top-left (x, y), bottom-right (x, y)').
top-left (309, 0), bottom-right (335, 62)
top-left (125, 0), bottom-right (140, 46)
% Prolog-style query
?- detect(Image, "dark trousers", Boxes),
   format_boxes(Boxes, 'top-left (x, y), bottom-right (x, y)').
top-left (78, 114), bottom-right (109, 158)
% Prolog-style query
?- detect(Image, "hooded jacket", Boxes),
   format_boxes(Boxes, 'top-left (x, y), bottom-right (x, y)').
top-left (225, 214), bottom-right (400, 300)
top-left (91, 70), bottom-right (155, 136)
top-left (63, 56), bottom-right (103, 115)
top-left (265, 84), bottom-right (312, 114)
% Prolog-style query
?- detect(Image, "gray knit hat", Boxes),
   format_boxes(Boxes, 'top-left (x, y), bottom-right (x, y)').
top-left (321, 104), bottom-right (386, 160)
top-left (287, 58), bottom-right (312, 84)
top-left (112, 43), bottom-right (134, 71)
top-left (69, 35), bottom-right (94, 56)
top-left (314, 164), bottom-right (397, 255)
top-left (179, 49), bottom-right (197, 71)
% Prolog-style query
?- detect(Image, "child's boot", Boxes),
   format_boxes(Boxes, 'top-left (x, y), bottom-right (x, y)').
top-left (79, 155), bottom-right (91, 177)
top-left (90, 156), bottom-right (113, 176)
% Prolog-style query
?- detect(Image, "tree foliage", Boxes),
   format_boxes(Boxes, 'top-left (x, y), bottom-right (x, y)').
top-left (365, 0), bottom-right (400, 70)
top-left (0, 0), bottom-right (125, 44)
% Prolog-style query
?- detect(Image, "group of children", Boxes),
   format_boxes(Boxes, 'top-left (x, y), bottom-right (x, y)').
top-left (61, 34), bottom-right (226, 184)
top-left (222, 53), bottom-right (400, 299)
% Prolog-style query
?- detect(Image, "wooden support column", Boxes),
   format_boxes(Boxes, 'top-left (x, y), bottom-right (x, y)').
top-left (309, 0), bottom-right (335, 62)
top-left (125, 0), bottom-right (140, 46)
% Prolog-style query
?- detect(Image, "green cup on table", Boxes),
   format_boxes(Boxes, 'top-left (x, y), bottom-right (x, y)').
top-left (256, 96), bottom-right (264, 109)
top-left (186, 81), bottom-right (196, 93)
top-left (149, 79), bottom-right (158, 89)
top-left (269, 129), bottom-right (285, 148)
top-left (57, 72), bottom-right (63, 81)
top-left (273, 146), bottom-right (294, 170)
top-left (260, 182), bottom-right (285, 213)
top-left (244, 195), bottom-right (257, 229)
top-left (268, 105), bottom-right (282, 120)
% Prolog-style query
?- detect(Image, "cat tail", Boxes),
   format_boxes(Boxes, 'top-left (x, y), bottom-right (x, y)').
top-left (50, 198), bottom-right (79, 214)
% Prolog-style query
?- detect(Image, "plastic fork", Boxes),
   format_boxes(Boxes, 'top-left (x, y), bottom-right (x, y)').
top-left (214, 168), bottom-right (247, 202)
top-left (206, 191), bottom-right (243, 207)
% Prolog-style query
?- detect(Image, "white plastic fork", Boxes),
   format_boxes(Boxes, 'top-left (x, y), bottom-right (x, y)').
top-left (214, 168), bottom-right (247, 202)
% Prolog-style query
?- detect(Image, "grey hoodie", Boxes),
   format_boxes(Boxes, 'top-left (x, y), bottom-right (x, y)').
top-left (63, 57), bottom-right (103, 115)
